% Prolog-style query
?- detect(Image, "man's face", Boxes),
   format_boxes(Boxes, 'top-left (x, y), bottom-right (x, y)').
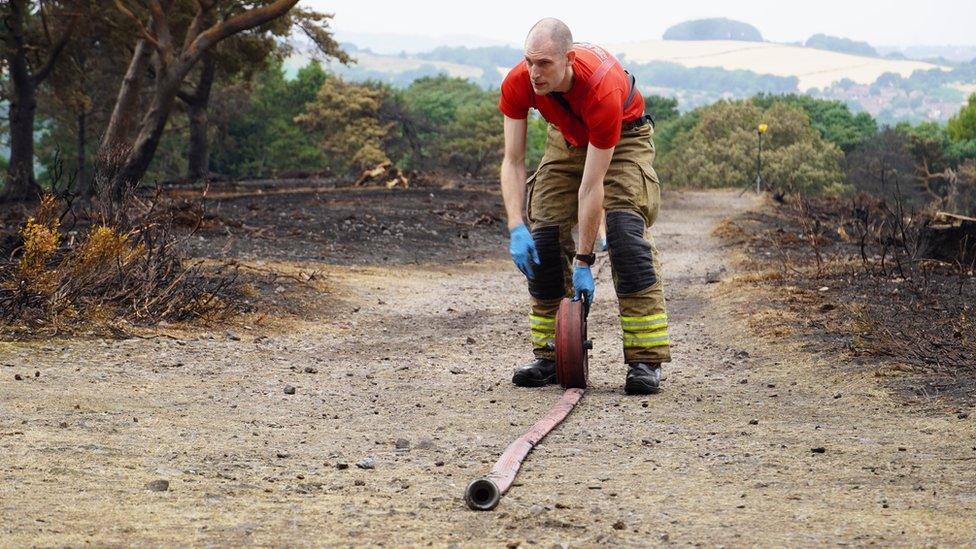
top-left (524, 40), bottom-right (571, 95)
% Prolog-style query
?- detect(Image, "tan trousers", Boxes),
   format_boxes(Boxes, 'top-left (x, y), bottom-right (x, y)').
top-left (525, 122), bottom-right (671, 364)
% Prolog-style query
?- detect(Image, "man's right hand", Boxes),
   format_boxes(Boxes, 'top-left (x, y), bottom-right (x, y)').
top-left (509, 224), bottom-right (540, 278)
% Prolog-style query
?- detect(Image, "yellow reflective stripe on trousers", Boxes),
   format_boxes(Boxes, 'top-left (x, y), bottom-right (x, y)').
top-left (622, 328), bottom-right (670, 348)
top-left (529, 314), bottom-right (555, 327)
top-left (620, 313), bottom-right (668, 331)
top-left (530, 314), bottom-right (556, 347)
top-left (531, 333), bottom-right (555, 347)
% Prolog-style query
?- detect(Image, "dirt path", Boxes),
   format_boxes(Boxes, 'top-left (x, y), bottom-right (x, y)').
top-left (2, 189), bottom-right (974, 547)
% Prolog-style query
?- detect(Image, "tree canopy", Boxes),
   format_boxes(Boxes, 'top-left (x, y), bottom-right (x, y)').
top-left (947, 93), bottom-right (976, 142)
top-left (804, 34), bottom-right (878, 57)
top-left (657, 99), bottom-right (845, 195)
top-left (751, 94), bottom-right (877, 152)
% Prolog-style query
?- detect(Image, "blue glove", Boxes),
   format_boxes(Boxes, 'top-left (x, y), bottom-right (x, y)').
top-left (509, 224), bottom-right (540, 278)
top-left (573, 265), bottom-right (594, 304)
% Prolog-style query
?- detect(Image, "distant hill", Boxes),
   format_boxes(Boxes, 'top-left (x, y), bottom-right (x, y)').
top-left (323, 48), bottom-right (485, 87)
top-left (415, 46), bottom-right (522, 67)
top-left (332, 31), bottom-right (510, 55)
top-left (415, 45), bottom-right (523, 84)
top-left (805, 34), bottom-right (878, 57)
top-left (878, 45), bottom-right (976, 64)
top-left (663, 18), bottom-right (762, 42)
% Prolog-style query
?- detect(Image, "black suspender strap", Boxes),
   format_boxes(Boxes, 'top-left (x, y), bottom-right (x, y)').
top-left (548, 68), bottom-right (639, 125)
top-left (549, 91), bottom-right (583, 125)
top-left (623, 71), bottom-right (637, 110)
top-left (622, 71), bottom-right (653, 128)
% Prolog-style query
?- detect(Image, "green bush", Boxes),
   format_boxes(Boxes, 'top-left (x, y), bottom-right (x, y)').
top-left (397, 75), bottom-right (501, 174)
top-left (653, 108), bottom-right (700, 160)
top-left (296, 76), bottom-right (390, 174)
top-left (293, 73), bottom-right (505, 177)
top-left (644, 95), bottom-right (679, 124)
top-left (751, 94), bottom-right (877, 152)
top-left (657, 100), bottom-right (845, 195)
top-left (210, 60), bottom-right (330, 178)
top-left (525, 114), bottom-right (548, 171)
top-left (947, 93), bottom-right (976, 142)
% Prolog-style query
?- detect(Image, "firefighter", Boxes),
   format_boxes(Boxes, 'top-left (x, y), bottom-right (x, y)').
top-left (499, 18), bottom-right (670, 394)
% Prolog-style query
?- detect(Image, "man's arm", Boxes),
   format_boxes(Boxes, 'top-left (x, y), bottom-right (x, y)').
top-left (576, 144), bottom-right (614, 260)
top-left (500, 115), bottom-right (528, 230)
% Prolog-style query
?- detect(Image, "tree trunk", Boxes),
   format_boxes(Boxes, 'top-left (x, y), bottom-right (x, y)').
top-left (2, 0), bottom-right (41, 202)
top-left (77, 110), bottom-right (90, 195)
top-left (111, 75), bottom-right (182, 203)
top-left (4, 77), bottom-right (41, 201)
top-left (98, 39), bottom-right (153, 167)
top-left (918, 212), bottom-right (976, 265)
top-left (185, 52), bottom-right (216, 180)
top-left (186, 101), bottom-right (210, 180)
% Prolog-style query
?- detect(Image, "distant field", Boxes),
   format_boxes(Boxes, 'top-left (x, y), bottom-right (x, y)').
top-left (286, 52), bottom-right (484, 81)
top-left (343, 51), bottom-right (484, 79)
top-left (949, 82), bottom-right (976, 96)
top-left (606, 40), bottom-right (948, 91)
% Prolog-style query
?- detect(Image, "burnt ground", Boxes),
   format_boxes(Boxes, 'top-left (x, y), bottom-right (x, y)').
top-left (1, 186), bottom-right (975, 546)
top-left (714, 195), bottom-right (976, 411)
top-left (180, 185), bottom-right (504, 266)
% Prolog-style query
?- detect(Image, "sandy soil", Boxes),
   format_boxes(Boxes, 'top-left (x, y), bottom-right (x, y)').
top-left (2, 188), bottom-right (974, 547)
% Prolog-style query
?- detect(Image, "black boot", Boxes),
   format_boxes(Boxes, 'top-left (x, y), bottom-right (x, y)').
top-left (512, 358), bottom-right (557, 387)
top-left (625, 362), bottom-right (662, 395)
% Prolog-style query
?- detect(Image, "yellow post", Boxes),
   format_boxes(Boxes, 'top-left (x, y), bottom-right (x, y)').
top-left (756, 123), bottom-right (768, 193)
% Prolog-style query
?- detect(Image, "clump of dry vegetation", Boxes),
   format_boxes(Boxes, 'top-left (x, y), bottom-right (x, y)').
top-left (720, 190), bottom-right (976, 407)
top-left (0, 189), bottom-right (241, 336)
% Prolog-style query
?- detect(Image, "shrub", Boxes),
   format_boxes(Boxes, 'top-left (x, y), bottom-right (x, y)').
top-left (0, 193), bottom-right (239, 335)
top-left (657, 100), bottom-right (845, 195)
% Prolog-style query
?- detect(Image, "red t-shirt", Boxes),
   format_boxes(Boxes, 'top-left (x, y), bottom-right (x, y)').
top-left (498, 43), bottom-right (644, 149)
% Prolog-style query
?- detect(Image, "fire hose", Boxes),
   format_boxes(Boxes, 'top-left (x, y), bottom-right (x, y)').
top-left (464, 259), bottom-right (603, 510)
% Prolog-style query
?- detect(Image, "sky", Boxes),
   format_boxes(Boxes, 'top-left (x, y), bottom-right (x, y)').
top-left (300, 0), bottom-right (976, 50)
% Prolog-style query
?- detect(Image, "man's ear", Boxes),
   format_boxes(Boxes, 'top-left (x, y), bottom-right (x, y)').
top-left (566, 50), bottom-right (576, 65)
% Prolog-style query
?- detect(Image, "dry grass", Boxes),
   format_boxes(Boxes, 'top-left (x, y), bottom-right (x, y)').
top-left (0, 192), bottom-right (242, 337)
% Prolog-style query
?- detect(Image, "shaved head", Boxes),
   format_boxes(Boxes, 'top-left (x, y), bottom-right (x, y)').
top-left (526, 17), bottom-right (573, 54)
top-left (523, 18), bottom-right (576, 95)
